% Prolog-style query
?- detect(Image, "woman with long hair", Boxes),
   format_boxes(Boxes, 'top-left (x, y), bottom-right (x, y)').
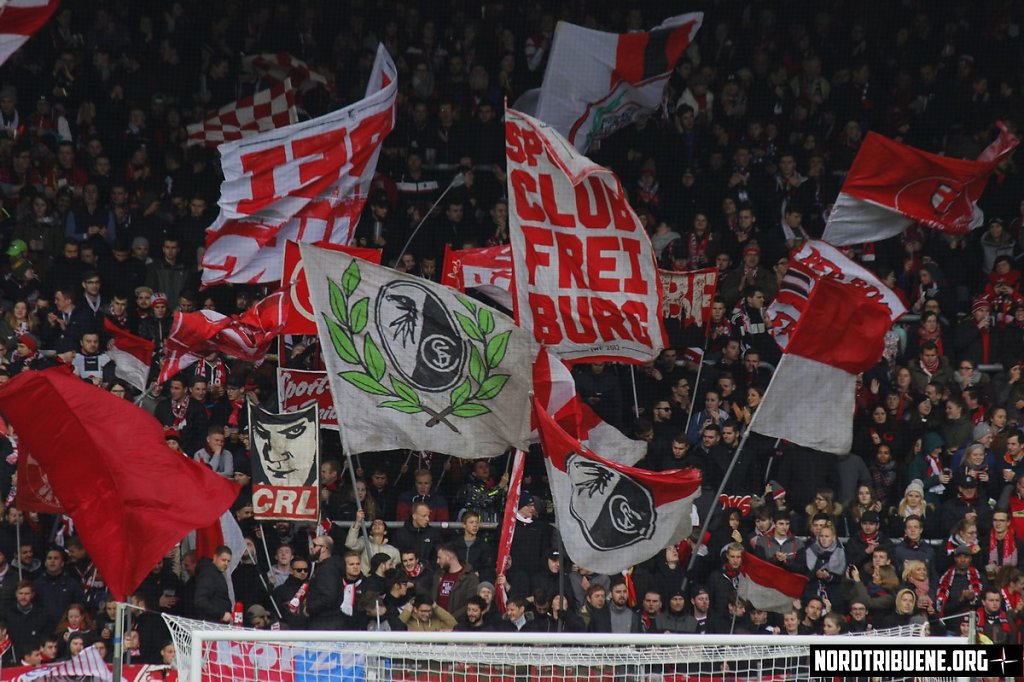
top-left (901, 560), bottom-right (935, 615)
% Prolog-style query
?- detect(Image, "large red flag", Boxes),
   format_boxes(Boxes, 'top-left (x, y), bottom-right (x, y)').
top-left (822, 123), bottom-right (1019, 245)
top-left (280, 240), bottom-right (382, 334)
top-left (158, 289), bottom-right (287, 384)
top-left (0, 0), bottom-right (60, 69)
top-left (738, 551), bottom-right (808, 613)
top-left (0, 367), bottom-right (239, 600)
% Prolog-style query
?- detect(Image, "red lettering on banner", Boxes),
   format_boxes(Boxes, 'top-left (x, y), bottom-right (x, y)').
top-left (575, 177), bottom-right (610, 228)
top-left (529, 293), bottom-right (563, 344)
top-left (522, 225), bottom-right (553, 284)
top-left (511, 170), bottom-right (544, 222)
top-left (592, 297), bottom-right (633, 340)
top-left (587, 236), bottom-right (619, 292)
top-left (554, 233), bottom-right (585, 287)
top-left (348, 109), bottom-right (393, 176)
top-left (606, 180), bottom-right (636, 231)
top-left (622, 300), bottom-right (653, 346)
top-left (539, 175), bottom-right (576, 227)
top-left (505, 122), bottom-right (543, 165)
top-left (237, 145), bottom-right (287, 215)
top-left (561, 297), bottom-right (598, 343)
top-left (622, 238), bottom-right (647, 294)
top-left (295, 128), bottom-right (349, 185)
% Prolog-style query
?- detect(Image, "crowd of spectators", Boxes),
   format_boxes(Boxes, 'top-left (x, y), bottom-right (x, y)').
top-left (0, 0), bottom-right (1019, 668)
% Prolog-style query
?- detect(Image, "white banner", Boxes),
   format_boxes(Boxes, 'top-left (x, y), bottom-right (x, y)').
top-left (506, 108), bottom-right (667, 363)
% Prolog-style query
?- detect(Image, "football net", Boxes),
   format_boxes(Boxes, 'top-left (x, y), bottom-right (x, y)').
top-left (163, 614), bottom-right (964, 682)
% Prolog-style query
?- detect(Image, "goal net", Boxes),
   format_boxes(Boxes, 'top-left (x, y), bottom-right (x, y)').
top-left (163, 614), bottom-right (964, 682)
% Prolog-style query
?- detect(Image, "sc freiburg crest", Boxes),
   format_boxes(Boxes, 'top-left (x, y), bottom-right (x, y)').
top-left (322, 259), bottom-right (513, 433)
top-left (566, 453), bottom-right (656, 551)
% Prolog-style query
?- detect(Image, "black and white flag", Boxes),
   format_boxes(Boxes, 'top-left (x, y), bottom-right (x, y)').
top-left (249, 403), bottom-right (319, 520)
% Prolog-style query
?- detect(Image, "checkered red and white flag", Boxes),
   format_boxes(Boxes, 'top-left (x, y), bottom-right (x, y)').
top-left (201, 45), bottom-right (396, 286)
top-left (187, 79), bottom-right (298, 148)
top-left (243, 52), bottom-right (332, 92)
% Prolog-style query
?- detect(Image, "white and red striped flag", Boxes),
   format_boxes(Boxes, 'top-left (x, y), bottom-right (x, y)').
top-left (187, 79), bottom-right (298, 148)
top-left (529, 13), bottom-right (703, 152)
top-left (532, 348), bottom-right (646, 465)
top-left (755, 241), bottom-right (906, 453)
top-left (494, 449), bottom-right (526, 614)
top-left (103, 319), bottom-right (154, 393)
top-left (201, 44), bottom-right (396, 286)
top-left (737, 551), bottom-right (808, 614)
top-left (441, 243), bottom-right (514, 310)
top-left (0, 0), bottom-right (59, 69)
top-left (822, 122), bottom-right (1019, 246)
top-left (158, 290), bottom-right (287, 384)
top-left (242, 52), bottom-right (332, 92)
top-left (659, 267), bottom-right (718, 327)
top-left (536, 399), bottom-right (700, 573)
top-left (16, 645), bottom-right (115, 682)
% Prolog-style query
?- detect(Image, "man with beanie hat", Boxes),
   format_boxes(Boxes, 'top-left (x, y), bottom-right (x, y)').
top-left (10, 334), bottom-right (52, 375)
top-left (845, 510), bottom-right (893, 572)
top-left (939, 475), bottom-right (993, 537)
top-left (506, 492), bottom-right (552, 598)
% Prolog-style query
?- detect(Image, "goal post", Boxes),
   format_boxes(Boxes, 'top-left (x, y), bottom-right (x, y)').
top-left (164, 614), bottom-right (967, 682)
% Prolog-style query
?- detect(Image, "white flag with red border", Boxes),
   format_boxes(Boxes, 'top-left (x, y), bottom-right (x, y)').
top-left (532, 348), bottom-right (646, 465)
top-left (737, 551), bottom-right (808, 614)
top-left (158, 290), bottom-right (287, 384)
top-left (201, 44), bottom-right (396, 286)
top-left (0, 0), bottom-right (59, 69)
top-left (822, 123), bottom-right (1018, 246)
top-left (755, 241), bottom-right (906, 453)
top-left (532, 14), bottom-right (703, 152)
top-left (187, 79), bottom-right (298, 148)
top-left (506, 108), bottom-right (667, 364)
top-left (494, 449), bottom-right (525, 614)
top-left (535, 399), bottom-right (700, 573)
top-left (102, 319), bottom-right (154, 393)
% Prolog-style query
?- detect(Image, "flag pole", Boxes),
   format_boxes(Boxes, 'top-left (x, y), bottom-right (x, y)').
top-left (14, 521), bottom-right (21, 581)
top-left (628, 366), bottom-right (640, 420)
top-left (343, 451), bottom-right (373, 554)
top-left (681, 353), bottom-right (788, 595)
top-left (394, 172), bottom-right (466, 265)
top-left (112, 600), bottom-right (125, 682)
top-left (556, 531), bottom-right (566, 632)
top-left (256, 526), bottom-right (284, 619)
top-left (683, 336), bottom-right (711, 436)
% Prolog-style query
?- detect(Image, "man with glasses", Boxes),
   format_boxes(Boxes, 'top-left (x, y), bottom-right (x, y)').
top-left (985, 510), bottom-right (1024, 580)
top-left (80, 270), bottom-right (103, 319)
top-left (273, 557), bottom-right (310, 629)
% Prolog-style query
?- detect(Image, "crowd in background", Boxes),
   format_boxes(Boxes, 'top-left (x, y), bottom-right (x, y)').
top-left (0, 0), bottom-right (1019, 668)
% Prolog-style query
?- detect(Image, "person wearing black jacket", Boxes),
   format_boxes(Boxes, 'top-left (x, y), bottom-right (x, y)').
top-left (192, 547), bottom-right (233, 624)
top-left (306, 537), bottom-right (346, 630)
top-left (272, 558), bottom-right (309, 629)
top-left (3, 582), bottom-right (47, 663)
top-left (391, 502), bottom-right (441, 564)
top-left (452, 511), bottom-right (495, 583)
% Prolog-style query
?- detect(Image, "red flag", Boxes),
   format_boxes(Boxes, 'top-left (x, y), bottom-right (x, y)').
top-left (0, 368), bottom-right (239, 600)
top-left (823, 122), bottom-right (1019, 245)
top-left (0, 0), bottom-right (60, 69)
top-left (757, 240), bottom-right (906, 453)
top-left (658, 268), bottom-right (718, 328)
top-left (738, 551), bottom-right (809, 613)
top-left (16, 448), bottom-right (63, 514)
top-left (441, 244), bottom-right (514, 309)
top-left (102, 319), bottom-right (154, 393)
top-left (159, 290), bottom-right (287, 384)
top-left (494, 450), bottom-right (526, 614)
top-left (187, 80), bottom-right (298, 148)
top-left (280, 240), bottom-right (382, 334)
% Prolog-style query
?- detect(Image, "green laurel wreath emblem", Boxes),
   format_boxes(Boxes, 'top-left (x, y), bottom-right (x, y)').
top-left (322, 259), bottom-right (512, 433)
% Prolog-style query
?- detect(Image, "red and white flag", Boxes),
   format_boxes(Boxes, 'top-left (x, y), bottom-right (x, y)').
top-left (277, 368), bottom-right (337, 430)
top-left (822, 123), bottom-right (1019, 246)
top-left (0, 0), bottom-right (59, 69)
top-left (16, 646), bottom-right (114, 682)
top-left (529, 14), bottom-right (703, 152)
top-left (202, 45), bottom-right (396, 286)
top-left (441, 244), bottom-right (514, 310)
top-left (280, 239), bottom-right (382, 334)
top-left (242, 52), bottom-right (332, 92)
top-left (506, 108), bottom-right (668, 364)
top-left (195, 510), bottom-right (247, 602)
top-left (535, 399), bottom-right (700, 573)
top-left (158, 290), bottom-right (287, 384)
top-left (494, 449), bottom-right (526, 614)
top-left (659, 268), bottom-right (718, 327)
top-left (756, 241), bottom-right (906, 453)
top-left (532, 348), bottom-right (646, 465)
top-left (103, 319), bottom-right (154, 393)
top-left (187, 79), bottom-right (298, 148)
top-left (737, 551), bottom-right (808, 614)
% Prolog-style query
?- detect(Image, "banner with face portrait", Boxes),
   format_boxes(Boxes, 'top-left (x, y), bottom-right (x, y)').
top-left (248, 403), bottom-right (320, 521)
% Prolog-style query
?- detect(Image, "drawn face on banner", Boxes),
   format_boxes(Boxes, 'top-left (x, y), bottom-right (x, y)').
top-left (251, 406), bottom-right (318, 488)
